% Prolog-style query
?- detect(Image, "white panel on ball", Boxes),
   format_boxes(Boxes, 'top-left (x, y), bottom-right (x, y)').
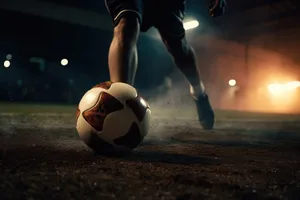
top-left (100, 107), bottom-right (137, 143)
top-left (76, 114), bottom-right (97, 144)
top-left (107, 82), bottom-right (138, 103)
top-left (79, 87), bottom-right (107, 112)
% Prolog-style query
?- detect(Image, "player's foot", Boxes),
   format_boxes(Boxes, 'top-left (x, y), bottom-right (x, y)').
top-left (192, 93), bottom-right (215, 130)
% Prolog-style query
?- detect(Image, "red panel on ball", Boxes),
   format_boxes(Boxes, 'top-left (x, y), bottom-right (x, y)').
top-left (76, 107), bottom-right (80, 120)
top-left (82, 92), bottom-right (124, 132)
top-left (92, 81), bottom-right (113, 90)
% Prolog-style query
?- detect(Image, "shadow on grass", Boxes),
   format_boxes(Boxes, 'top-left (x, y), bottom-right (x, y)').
top-left (0, 144), bottom-right (220, 166)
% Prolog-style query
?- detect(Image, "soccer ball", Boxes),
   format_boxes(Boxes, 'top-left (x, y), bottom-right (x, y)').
top-left (76, 81), bottom-right (151, 155)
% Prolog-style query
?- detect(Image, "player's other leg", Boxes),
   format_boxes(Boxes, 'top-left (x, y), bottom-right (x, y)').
top-left (162, 36), bottom-right (214, 130)
top-left (105, 0), bottom-right (143, 85)
top-left (155, 3), bottom-right (215, 129)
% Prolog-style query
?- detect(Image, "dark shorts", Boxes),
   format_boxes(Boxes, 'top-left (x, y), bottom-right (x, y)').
top-left (105, 0), bottom-right (186, 38)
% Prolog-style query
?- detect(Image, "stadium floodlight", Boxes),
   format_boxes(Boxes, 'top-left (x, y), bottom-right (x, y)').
top-left (61, 58), bottom-right (69, 66)
top-left (228, 79), bottom-right (237, 87)
top-left (4, 60), bottom-right (10, 68)
top-left (268, 81), bottom-right (300, 96)
top-left (183, 20), bottom-right (199, 30)
top-left (6, 54), bottom-right (12, 60)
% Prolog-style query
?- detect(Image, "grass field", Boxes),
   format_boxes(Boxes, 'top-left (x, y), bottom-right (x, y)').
top-left (1, 103), bottom-right (300, 199)
top-left (1, 102), bottom-right (300, 199)
top-left (1, 102), bottom-right (300, 121)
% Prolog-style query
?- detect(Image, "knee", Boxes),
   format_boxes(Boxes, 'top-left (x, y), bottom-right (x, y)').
top-left (113, 16), bottom-right (140, 46)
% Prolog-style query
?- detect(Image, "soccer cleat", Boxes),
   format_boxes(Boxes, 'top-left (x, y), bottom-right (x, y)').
top-left (193, 94), bottom-right (215, 130)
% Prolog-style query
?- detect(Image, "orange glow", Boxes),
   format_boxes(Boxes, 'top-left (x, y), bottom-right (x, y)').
top-left (268, 81), bottom-right (300, 96)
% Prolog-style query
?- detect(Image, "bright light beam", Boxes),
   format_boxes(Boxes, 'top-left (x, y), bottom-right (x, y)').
top-left (268, 81), bottom-right (300, 96)
top-left (6, 54), bottom-right (12, 60)
top-left (286, 81), bottom-right (300, 89)
top-left (228, 79), bottom-right (237, 87)
top-left (4, 60), bottom-right (10, 68)
top-left (61, 58), bottom-right (68, 66)
top-left (183, 20), bottom-right (199, 30)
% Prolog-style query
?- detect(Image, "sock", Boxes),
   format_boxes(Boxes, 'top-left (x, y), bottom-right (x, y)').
top-left (190, 82), bottom-right (206, 100)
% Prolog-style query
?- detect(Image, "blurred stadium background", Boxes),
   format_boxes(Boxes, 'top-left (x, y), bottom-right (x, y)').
top-left (0, 0), bottom-right (300, 113)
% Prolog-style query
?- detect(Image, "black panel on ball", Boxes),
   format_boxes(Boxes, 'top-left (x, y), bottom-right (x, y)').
top-left (126, 96), bottom-right (148, 121)
top-left (113, 122), bottom-right (143, 149)
top-left (86, 132), bottom-right (115, 154)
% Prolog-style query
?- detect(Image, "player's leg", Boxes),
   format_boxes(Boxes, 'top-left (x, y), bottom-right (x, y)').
top-left (162, 36), bottom-right (206, 97)
top-left (154, 2), bottom-right (215, 129)
top-left (105, 0), bottom-right (143, 85)
top-left (160, 34), bottom-right (214, 129)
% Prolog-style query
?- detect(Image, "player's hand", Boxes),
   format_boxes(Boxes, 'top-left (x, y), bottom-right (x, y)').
top-left (209, 0), bottom-right (227, 17)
